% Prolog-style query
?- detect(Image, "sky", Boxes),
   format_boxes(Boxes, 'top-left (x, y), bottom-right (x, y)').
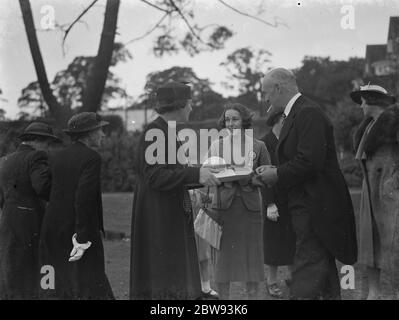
top-left (0, 0), bottom-right (398, 119)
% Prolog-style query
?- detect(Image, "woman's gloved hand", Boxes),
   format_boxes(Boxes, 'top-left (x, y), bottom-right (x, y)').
top-left (266, 203), bottom-right (279, 222)
top-left (68, 233), bottom-right (92, 262)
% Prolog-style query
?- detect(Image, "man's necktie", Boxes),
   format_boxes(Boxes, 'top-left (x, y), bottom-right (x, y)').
top-left (281, 113), bottom-right (287, 124)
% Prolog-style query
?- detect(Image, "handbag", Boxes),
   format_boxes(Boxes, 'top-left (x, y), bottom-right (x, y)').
top-left (194, 188), bottom-right (223, 250)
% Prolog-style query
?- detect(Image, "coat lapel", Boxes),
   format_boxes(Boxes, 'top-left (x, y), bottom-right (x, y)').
top-left (276, 96), bottom-right (304, 158)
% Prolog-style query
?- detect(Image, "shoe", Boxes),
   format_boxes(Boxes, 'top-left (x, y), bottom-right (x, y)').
top-left (202, 289), bottom-right (219, 300)
top-left (267, 283), bottom-right (284, 299)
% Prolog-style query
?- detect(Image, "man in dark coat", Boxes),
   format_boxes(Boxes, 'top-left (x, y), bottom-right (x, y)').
top-left (39, 113), bottom-right (114, 300)
top-left (130, 82), bottom-right (221, 300)
top-left (0, 122), bottom-right (57, 299)
top-left (257, 68), bottom-right (357, 300)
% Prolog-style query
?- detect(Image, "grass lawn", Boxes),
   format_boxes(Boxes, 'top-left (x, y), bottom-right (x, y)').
top-left (102, 190), bottom-right (395, 300)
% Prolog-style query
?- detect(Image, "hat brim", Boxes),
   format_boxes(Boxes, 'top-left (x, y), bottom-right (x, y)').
top-left (350, 90), bottom-right (396, 105)
top-left (63, 121), bottom-right (109, 134)
top-left (18, 131), bottom-right (62, 142)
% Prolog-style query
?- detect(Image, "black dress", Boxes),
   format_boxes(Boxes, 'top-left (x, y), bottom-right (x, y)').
top-left (261, 131), bottom-right (296, 266)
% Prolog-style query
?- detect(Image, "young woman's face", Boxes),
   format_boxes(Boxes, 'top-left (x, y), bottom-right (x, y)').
top-left (224, 109), bottom-right (243, 132)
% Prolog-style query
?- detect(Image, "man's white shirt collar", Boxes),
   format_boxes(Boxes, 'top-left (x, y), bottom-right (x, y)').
top-left (283, 93), bottom-right (301, 117)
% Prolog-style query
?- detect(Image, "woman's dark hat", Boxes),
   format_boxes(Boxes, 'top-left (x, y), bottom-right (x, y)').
top-left (63, 112), bottom-right (109, 134)
top-left (156, 81), bottom-right (192, 110)
top-left (350, 84), bottom-right (396, 105)
top-left (18, 122), bottom-right (61, 142)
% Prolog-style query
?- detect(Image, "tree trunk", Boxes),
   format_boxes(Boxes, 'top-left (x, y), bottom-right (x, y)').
top-left (82, 0), bottom-right (120, 112)
top-left (18, 0), bottom-right (72, 127)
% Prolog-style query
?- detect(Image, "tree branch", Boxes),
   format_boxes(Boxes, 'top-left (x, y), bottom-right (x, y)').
top-left (216, 0), bottom-right (285, 28)
top-left (140, 0), bottom-right (173, 13)
top-left (125, 13), bottom-right (168, 45)
top-left (81, 0), bottom-right (120, 112)
top-left (18, 0), bottom-right (72, 127)
top-left (168, 0), bottom-right (209, 46)
top-left (62, 0), bottom-right (98, 49)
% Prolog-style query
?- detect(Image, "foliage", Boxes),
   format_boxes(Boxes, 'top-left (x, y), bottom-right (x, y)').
top-left (0, 117), bottom-right (138, 193)
top-left (142, 66), bottom-right (226, 121)
top-left (132, 1), bottom-right (235, 57)
top-left (327, 98), bottom-right (363, 152)
top-left (294, 56), bottom-right (366, 153)
top-left (17, 43), bottom-right (132, 116)
top-left (220, 47), bottom-right (272, 113)
top-left (99, 131), bottom-right (141, 192)
top-left (221, 47), bottom-right (272, 94)
top-left (101, 114), bottom-right (125, 135)
top-left (294, 56), bottom-right (365, 107)
top-left (0, 87), bottom-right (7, 120)
top-left (0, 120), bottom-right (30, 157)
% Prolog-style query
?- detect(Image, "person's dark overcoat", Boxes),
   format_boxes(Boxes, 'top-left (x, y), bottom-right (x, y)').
top-left (276, 95), bottom-right (358, 265)
top-left (0, 144), bottom-right (51, 299)
top-left (130, 116), bottom-right (202, 300)
top-left (261, 131), bottom-right (296, 266)
top-left (39, 142), bottom-right (114, 300)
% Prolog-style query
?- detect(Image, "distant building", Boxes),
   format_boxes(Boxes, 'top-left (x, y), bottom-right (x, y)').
top-left (387, 16), bottom-right (399, 62)
top-left (364, 44), bottom-right (393, 76)
top-left (364, 17), bottom-right (399, 77)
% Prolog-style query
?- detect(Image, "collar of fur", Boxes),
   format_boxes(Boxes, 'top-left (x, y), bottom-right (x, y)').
top-left (354, 105), bottom-right (399, 156)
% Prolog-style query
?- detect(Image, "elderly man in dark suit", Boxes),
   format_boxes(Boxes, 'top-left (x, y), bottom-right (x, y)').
top-left (39, 112), bottom-right (114, 300)
top-left (0, 122), bottom-right (58, 299)
top-left (256, 68), bottom-right (357, 300)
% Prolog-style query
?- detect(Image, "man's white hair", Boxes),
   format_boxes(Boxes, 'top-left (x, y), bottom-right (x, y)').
top-left (263, 67), bottom-right (298, 90)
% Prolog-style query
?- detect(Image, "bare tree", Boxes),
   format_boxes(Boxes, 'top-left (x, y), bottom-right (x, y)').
top-left (81, 0), bottom-right (120, 112)
top-left (19, 0), bottom-right (72, 127)
top-left (19, 0), bottom-right (284, 126)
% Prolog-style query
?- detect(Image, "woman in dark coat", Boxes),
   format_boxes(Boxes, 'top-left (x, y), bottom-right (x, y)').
top-left (351, 84), bottom-right (399, 299)
top-left (261, 111), bottom-right (296, 298)
top-left (130, 82), bottom-right (220, 300)
top-left (39, 113), bottom-right (114, 300)
top-left (0, 122), bottom-right (56, 299)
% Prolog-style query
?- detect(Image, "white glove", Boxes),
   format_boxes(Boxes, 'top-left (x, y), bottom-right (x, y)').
top-left (266, 203), bottom-right (279, 222)
top-left (68, 233), bottom-right (92, 262)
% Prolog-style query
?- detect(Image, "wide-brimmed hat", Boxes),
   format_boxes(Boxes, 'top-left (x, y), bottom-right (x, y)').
top-left (350, 84), bottom-right (396, 106)
top-left (18, 122), bottom-right (61, 142)
top-left (155, 81), bottom-right (192, 111)
top-left (63, 112), bottom-right (109, 134)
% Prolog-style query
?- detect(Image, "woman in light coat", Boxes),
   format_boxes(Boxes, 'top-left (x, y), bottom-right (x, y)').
top-left (351, 84), bottom-right (399, 299)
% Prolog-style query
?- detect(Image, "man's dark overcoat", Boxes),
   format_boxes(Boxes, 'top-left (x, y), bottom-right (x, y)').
top-left (0, 144), bottom-right (51, 299)
top-left (276, 95), bottom-right (358, 265)
top-left (275, 95), bottom-right (358, 299)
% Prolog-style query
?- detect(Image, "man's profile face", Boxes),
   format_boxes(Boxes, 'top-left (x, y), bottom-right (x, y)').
top-left (261, 77), bottom-right (280, 112)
